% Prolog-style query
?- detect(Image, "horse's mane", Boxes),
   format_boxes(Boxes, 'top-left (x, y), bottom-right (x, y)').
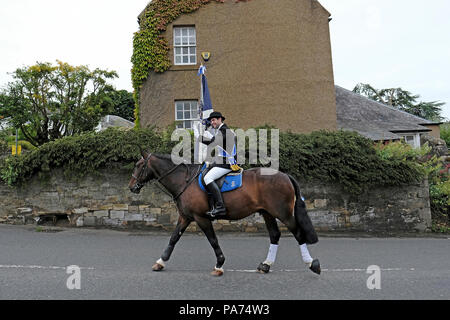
top-left (152, 153), bottom-right (201, 168)
top-left (152, 153), bottom-right (173, 161)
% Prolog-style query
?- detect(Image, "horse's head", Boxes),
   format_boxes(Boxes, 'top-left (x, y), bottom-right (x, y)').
top-left (129, 150), bottom-right (155, 194)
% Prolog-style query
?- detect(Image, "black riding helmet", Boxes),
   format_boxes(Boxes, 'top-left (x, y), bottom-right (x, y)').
top-left (207, 111), bottom-right (226, 121)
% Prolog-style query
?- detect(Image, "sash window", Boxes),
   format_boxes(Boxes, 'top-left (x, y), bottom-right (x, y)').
top-left (175, 100), bottom-right (199, 129)
top-left (174, 27), bottom-right (197, 65)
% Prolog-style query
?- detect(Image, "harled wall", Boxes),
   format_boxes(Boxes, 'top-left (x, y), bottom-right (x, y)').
top-left (140, 0), bottom-right (337, 133)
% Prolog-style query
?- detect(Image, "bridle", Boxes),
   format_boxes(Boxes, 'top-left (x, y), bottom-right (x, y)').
top-left (132, 153), bottom-right (152, 191)
top-left (132, 153), bottom-right (202, 201)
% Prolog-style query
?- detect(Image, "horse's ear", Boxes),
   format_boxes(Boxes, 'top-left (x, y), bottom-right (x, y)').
top-left (135, 144), bottom-right (148, 159)
top-left (141, 149), bottom-right (149, 159)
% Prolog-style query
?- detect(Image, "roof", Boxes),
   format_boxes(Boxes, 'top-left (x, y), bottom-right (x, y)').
top-left (336, 85), bottom-right (437, 141)
top-left (138, 0), bottom-right (332, 25)
top-left (95, 115), bottom-right (134, 132)
top-left (314, 0), bottom-right (332, 17)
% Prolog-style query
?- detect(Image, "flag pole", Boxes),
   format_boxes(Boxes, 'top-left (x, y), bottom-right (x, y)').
top-left (195, 58), bottom-right (213, 164)
top-left (199, 63), bottom-right (204, 145)
top-left (195, 64), bottom-right (205, 164)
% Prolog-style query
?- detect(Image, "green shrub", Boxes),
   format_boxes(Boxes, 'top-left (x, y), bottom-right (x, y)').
top-left (428, 162), bottom-right (450, 227)
top-left (373, 141), bottom-right (449, 230)
top-left (440, 122), bottom-right (450, 146)
top-left (0, 127), bottom-right (176, 186)
top-left (0, 139), bottom-right (8, 153)
top-left (0, 130), bottom-right (9, 153)
top-left (0, 128), bottom-right (426, 195)
top-left (278, 131), bottom-right (424, 194)
top-left (374, 140), bottom-right (431, 161)
top-left (236, 128), bottom-right (425, 193)
top-left (430, 179), bottom-right (450, 220)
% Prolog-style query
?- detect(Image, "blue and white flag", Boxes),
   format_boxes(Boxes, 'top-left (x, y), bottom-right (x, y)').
top-left (194, 64), bottom-right (214, 163)
top-left (218, 144), bottom-right (237, 166)
top-left (197, 64), bottom-right (206, 76)
top-left (197, 65), bottom-right (213, 123)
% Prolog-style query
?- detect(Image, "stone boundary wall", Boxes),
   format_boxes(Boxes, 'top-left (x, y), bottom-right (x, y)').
top-left (0, 167), bottom-right (432, 234)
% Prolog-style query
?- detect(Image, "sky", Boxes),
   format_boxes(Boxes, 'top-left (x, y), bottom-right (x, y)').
top-left (0, 0), bottom-right (449, 120)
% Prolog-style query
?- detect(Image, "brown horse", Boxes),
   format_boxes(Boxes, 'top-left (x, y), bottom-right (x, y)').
top-left (129, 151), bottom-right (321, 276)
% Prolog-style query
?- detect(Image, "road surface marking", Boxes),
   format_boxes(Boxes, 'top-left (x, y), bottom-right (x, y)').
top-left (0, 265), bottom-right (95, 270)
top-left (226, 268), bottom-right (414, 273)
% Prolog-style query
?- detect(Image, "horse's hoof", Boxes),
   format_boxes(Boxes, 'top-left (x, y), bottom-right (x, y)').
top-left (257, 263), bottom-right (271, 274)
top-left (152, 263), bottom-right (165, 272)
top-left (211, 268), bottom-right (224, 277)
top-left (310, 259), bottom-right (321, 275)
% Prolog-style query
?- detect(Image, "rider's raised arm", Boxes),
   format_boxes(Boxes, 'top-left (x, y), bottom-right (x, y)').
top-left (202, 130), bottom-right (215, 145)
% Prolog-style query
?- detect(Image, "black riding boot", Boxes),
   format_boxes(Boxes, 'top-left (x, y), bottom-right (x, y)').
top-left (206, 181), bottom-right (227, 219)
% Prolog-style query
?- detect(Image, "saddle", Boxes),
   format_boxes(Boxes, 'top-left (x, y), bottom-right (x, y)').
top-left (198, 164), bottom-right (244, 193)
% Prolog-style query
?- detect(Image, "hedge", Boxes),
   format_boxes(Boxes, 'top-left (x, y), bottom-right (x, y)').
top-left (0, 127), bottom-right (174, 186)
top-left (0, 127), bottom-right (425, 194)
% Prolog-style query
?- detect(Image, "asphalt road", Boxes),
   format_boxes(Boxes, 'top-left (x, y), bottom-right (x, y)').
top-left (0, 224), bottom-right (449, 301)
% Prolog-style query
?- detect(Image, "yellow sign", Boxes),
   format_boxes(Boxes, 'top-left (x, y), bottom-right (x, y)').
top-left (201, 52), bottom-right (211, 61)
top-left (12, 145), bottom-right (22, 155)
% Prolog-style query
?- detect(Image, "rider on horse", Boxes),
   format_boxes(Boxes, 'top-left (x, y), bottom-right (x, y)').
top-left (129, 116), bottom-right (321, 276)
top-left (202, 111), bottom-right (238, 219)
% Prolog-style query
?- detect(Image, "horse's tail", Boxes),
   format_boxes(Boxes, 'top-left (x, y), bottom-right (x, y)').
top-left (287, 174), bottom-right (319, 245)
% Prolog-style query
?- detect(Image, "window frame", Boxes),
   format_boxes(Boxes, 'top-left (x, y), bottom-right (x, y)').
top-left (173, 26), bottom-right (197, 66)
top-left (175, 100), bottom-right (200, 129)
top-left (399, 133), bottom-right (421, 149)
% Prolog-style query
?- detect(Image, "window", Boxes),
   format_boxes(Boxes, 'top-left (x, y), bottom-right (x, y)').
top-left (404, 135), bottom-right (415, 145)
top-left (400, 133), bottom-right (420, 149)
top-left (175, 101), bottom-right (199, 129)
top-left (174, 27), bottom-right (197, 65)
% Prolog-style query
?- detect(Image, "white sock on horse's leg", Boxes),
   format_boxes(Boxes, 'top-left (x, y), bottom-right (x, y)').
top-left (156, 258), bottom-right (166, 267)
top-left (263, 244), bottom-right (279, 266)
top-left (300, 244), bottom-right (313, 267)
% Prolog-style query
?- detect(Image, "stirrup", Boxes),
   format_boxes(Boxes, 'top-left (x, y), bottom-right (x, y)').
top-left (207, 206), bottom-right (227, 218)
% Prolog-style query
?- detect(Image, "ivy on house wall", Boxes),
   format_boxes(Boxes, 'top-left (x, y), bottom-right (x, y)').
top-left (131, 0), bottom-right (251, 128)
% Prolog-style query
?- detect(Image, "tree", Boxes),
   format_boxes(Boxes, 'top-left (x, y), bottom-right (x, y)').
top-left (0, 61), bottom-right (118, 147)
top-left (441, 122), bottom-right (450, 147)
top-left (100, 89), bottom-right (135, 122)
top-left (353, 83), bottom-right (446, 122)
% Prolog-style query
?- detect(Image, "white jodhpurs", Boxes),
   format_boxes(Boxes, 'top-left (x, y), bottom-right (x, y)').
top-left (204, 167), bottom-right (232, 185)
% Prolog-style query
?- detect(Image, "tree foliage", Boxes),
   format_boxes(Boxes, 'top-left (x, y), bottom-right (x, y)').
top-left (353, 83), bottom-right (446, 122)
top-left (439, 122), bottom-right (450, 147)
top-left (0, 61), bottom-right (118, 147)
top-left (102, 89), bottom-right (135, 122)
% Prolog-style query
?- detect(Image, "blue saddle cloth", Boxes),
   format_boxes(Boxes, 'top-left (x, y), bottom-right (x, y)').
top-left (198, 164), bottom-right (243, 193)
